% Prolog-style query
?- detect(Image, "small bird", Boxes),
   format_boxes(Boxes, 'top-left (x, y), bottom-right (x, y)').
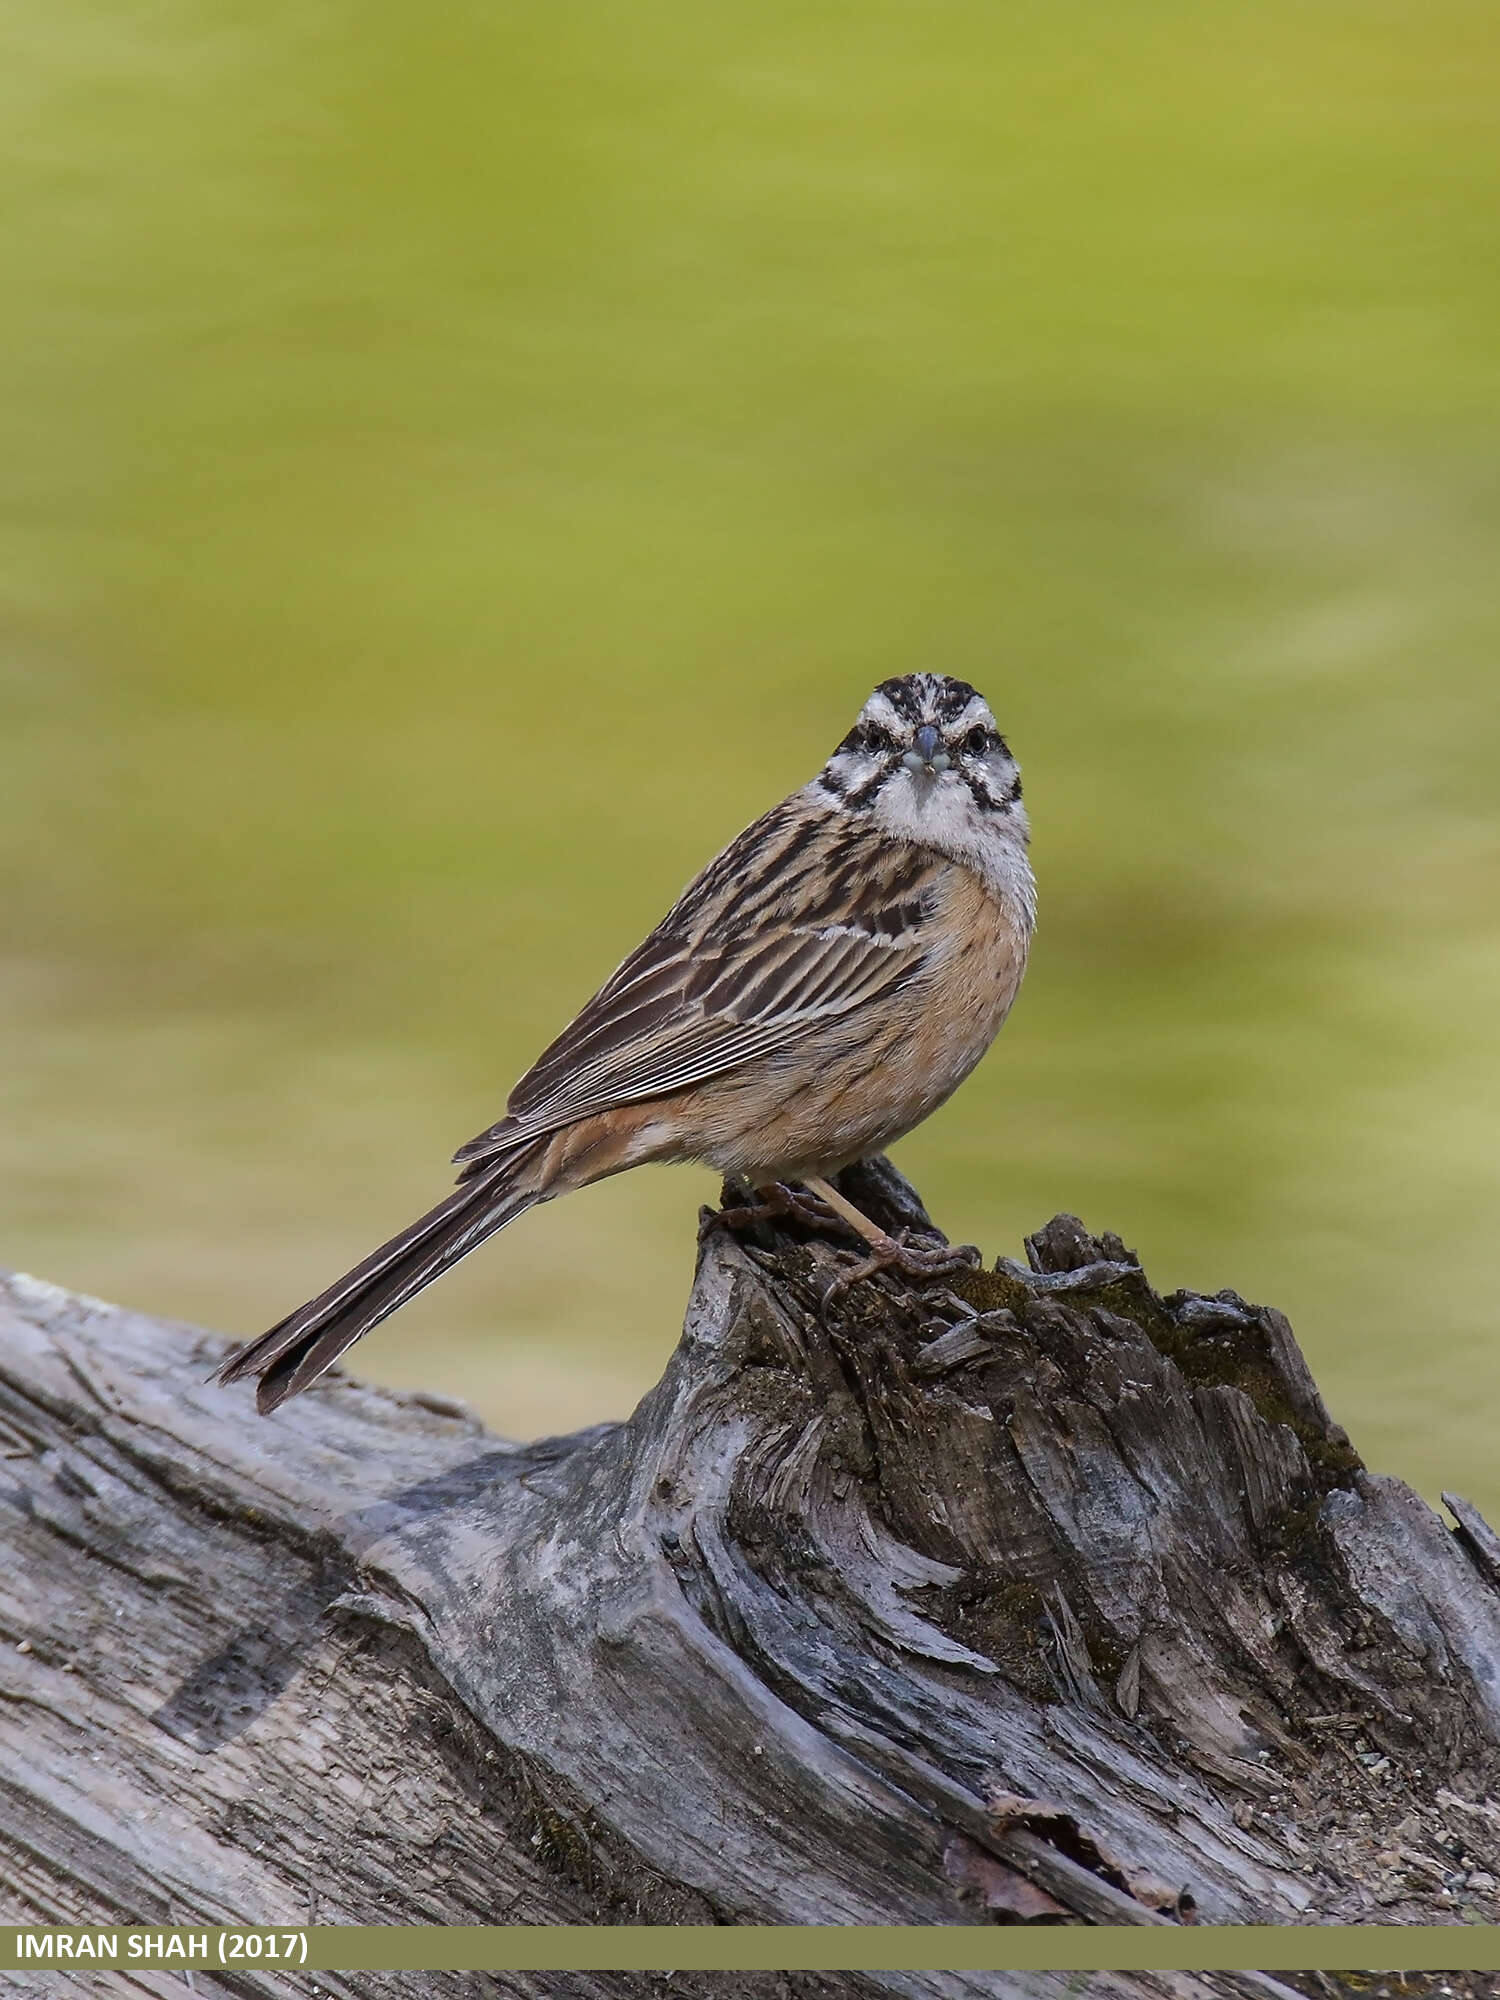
top-left (216, 673), bottom-right (1035, 1412)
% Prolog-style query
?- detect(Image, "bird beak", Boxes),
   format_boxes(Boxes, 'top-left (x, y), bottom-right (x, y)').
top-left (903, 724), bottom-right (950, 776)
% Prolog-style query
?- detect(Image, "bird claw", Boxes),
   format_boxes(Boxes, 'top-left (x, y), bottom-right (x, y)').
top-left (823, 1232), bottom-right (982, 1303)
top-left (705, 1186), bottom-right (982, 1308)
top-left (701, 1181), bottom-right (844, 1243)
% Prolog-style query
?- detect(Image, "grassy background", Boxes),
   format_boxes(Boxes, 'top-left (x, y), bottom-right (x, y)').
top-left (2, 0), bottom-right (1498, 1508)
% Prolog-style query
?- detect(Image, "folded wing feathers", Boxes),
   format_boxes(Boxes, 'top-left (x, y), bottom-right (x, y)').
top-left (458, 817), bottom-right (945, 1165)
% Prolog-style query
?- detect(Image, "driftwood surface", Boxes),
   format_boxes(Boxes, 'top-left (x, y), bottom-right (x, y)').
top-left (2, 1158), bottom-right (1500, 2000)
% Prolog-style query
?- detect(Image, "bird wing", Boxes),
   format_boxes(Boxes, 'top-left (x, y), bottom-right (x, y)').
top-left (454, 801), bottom-right (951, 1167)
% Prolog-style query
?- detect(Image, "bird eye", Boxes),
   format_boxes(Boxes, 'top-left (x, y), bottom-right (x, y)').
top-left (853, 722), bottom-right (896, 754)
top-left (963, 726), bottom-right (990, 756)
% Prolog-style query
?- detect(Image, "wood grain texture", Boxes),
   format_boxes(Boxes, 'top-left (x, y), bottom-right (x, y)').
top-left (2, 1159), bottom-right (1499, 2000)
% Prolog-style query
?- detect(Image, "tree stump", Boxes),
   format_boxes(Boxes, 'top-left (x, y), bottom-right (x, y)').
top-left (2, 1158), bottom-right (1499, 2000)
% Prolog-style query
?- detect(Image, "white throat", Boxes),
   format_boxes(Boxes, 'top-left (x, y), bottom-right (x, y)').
top-left (868, 770), bottom-right (1035, 928)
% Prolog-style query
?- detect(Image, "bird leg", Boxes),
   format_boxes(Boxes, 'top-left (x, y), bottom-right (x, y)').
top-left (803, 1175), bottom-right (982, 1297)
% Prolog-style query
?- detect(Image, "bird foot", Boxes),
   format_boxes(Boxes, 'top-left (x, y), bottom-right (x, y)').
top-left (823, 1230), bottom-right (982, 1302)
top-left (705, 1183), bottom-right (982, 1304)
top-left (701, 1181), bottom-right (844, 1243)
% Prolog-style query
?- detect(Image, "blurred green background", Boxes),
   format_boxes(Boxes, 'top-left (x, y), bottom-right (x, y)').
top-left (2, 1), bottom-right (1497, 1510)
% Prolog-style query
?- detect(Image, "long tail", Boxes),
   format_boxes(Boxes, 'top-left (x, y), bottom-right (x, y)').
top-left (215, 1148), bottom-right (545, 1414)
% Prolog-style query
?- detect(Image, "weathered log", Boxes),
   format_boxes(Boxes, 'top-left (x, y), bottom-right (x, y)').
top-left (2, 1158), bottom-right (1500, 2000)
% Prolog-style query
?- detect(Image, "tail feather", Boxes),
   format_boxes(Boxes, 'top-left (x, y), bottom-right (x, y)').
top-left (215, 1151), bottom-right (543, 1414)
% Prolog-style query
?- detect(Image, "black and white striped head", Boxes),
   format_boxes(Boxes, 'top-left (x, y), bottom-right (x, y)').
top-left (819, 674), bottom-right (1023, 822)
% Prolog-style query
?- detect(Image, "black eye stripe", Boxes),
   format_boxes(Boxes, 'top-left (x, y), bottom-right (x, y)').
top-left (840, 719), bottom-right (898, 756)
